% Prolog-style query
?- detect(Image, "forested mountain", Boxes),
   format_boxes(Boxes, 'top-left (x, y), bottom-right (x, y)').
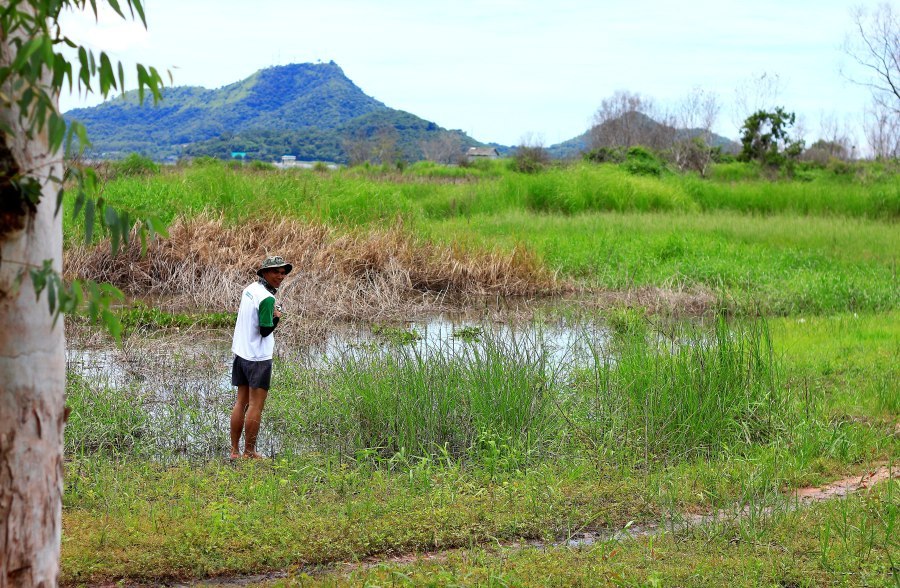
top-left (65, 62), bottom-right (484, 163)
top-left (67, 61), bottom-right (738, 164)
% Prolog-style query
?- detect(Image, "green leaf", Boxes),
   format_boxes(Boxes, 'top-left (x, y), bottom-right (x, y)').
top-left (136, 63), bottom-right (147, 104)
top-left (119, 210), bottom-right (131, 245)
top-left (48, 112), bottom-right (65, 152)
top-left (99, 52), bottom-right (115, 96)
top-left (84, 197), bottom-right (95, 243)
top-left (55, 186), bottom-right (65, 216)
top-left (102, 309), bottom-right (123, 343)
top-left (105, 205), bottom-right (120, 254)
top-left (11, 36), bottom-right (43, 71)
top-left (74, 120), bottom-right (91, 149)
top-left (106, 0), bottom-right (125, 19)
top-left (47, 277), bottom-right (57, 315)
top-left (147, 216), bottom-right (169, 238)
top-left (147, 66), bottom-right (164, 102)
top-left (77, 46), bottom-right (91, 90)
top-left (52, 52), bottom-right (72, 93)
top-left (40, 33), bottom-right (54, 68)
top-left (72, 189), bottom-right (86, 219)
top-left (130, 0), bottom-right (147, 26)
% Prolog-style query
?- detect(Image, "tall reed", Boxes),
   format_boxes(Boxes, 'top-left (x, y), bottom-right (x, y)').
top-left (66, 317), bottom-right (791, 468)
top-left (576, 317), bottom-right (785, 463)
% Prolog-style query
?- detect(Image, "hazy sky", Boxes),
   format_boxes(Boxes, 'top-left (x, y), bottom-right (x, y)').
top-left (59, 0), bottom-right (883, 147)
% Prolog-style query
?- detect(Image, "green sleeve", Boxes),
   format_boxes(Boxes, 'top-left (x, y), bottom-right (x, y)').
top-left (258, 296), bottom-right (275, 327)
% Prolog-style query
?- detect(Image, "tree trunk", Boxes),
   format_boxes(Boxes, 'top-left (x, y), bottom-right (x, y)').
top-left (0, 27), bottom-right (66, 588)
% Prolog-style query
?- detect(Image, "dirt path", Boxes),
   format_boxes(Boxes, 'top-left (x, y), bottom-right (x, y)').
top-left (119, 464), bottom-right (896, 588)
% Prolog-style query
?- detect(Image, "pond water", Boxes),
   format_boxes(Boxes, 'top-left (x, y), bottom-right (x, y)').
top-left (67, 315), bottom-right (613, 388)
top-left (65, 315), bottom-right (615, 458)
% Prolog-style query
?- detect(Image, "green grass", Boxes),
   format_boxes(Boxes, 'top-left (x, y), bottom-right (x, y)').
top-left (61, 312), bottom-right (900, 583)
top-left (65, 318), bottom-right (797, 467)
top-left (61, 456), bottom-right (652, 584)
top-left (425, 210), bottom-right (897, 314)
top-left (74, 160), bottom-right (900, 230)
top-left (65, 160), bottom-right (899, 314)
top-left (285, 478), bottom-right (899, 587)
top-left (772, 312), bottom-right (900, 418)
top-left (59, 158), bottom-right (899, 584)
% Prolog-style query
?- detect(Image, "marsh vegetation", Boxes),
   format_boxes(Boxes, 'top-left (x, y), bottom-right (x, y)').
top-left (61, 159), bottom-right (898, 586)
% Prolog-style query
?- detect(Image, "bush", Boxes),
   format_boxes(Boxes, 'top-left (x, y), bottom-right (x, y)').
top-left (513, 145), bottom-right (550, 173)
top-left (827, 158), bottom-right (857, 177)
top-left (248, 160), bottom-right (276, 171)
top-left (190, 156), bottom-right (222, 167)
top-left (583, 146), bottom-right (626, 164)
top-left (621, 146), bottom-right (665, 176)
top-left (112, 153), bottom-right (160, 177)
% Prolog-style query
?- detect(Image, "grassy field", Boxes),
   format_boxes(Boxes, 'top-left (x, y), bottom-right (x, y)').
top-left (66, 159), bottom-right (899, 315)
top-left (62, 312), bottom-right (898, 585)
top-left (61, 158), bottom-right (898, 586)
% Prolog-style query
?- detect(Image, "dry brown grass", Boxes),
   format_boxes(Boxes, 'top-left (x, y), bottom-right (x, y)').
top-left (65, 215), bottom-right (563, 321)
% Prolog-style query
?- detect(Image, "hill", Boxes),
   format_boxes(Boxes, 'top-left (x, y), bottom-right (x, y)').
top-left (65, 62), bottom-right (485, 163)
top-left (547, 112), bottom-right (740, 159)
top-left (67, 62), bottom-right (740, 164)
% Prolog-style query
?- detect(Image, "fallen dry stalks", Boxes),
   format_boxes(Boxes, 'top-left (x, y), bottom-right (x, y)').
top-left (65, 215), bottom-right (563, 321)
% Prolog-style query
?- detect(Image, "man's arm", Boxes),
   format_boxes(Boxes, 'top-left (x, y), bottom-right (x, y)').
top-left (258, 297), bottom-right (280, 337)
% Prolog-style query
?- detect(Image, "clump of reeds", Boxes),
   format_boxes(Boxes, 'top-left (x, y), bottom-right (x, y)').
top-left (295, 333), bottom-right (558, 461)
top-left (64, 214), bottom-right (562, 321)
top-left (574, 317), bottom-right (786, 463)
top-left (65, 316), bottom-right (793, 468)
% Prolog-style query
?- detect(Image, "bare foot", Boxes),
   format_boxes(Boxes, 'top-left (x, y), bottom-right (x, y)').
top-left (229, 451), bottom-right (240, 460)
top-left (242, 451), bottom-right (264, 459)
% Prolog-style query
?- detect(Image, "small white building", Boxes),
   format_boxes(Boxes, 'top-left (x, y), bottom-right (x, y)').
top-left (280, 155), bottom-right (298, 166)
top-left (467, 147), bottom-right (500, 162)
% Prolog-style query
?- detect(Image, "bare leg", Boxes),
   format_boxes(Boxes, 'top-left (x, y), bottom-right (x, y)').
top-left (230, 385), bottom-right (250, 458)
top-left (243, 387), bottom-right (268, 458)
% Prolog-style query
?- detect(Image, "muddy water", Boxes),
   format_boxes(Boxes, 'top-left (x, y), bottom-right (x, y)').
top-left (67, 316), bottom-right (611, 384)
top-left (65, 316), bottom-right (613, 458)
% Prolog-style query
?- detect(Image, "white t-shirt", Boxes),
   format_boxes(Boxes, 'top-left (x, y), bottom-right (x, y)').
top-left (231, 281), bottom-right (277, 361)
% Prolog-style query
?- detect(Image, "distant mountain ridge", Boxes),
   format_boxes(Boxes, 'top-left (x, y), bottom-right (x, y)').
top-left (65, 62), bottom-right (482, 162)
top-left (67, 62), bottom-right (738, 163)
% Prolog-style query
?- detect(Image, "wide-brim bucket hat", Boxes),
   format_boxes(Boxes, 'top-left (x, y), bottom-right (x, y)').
top-left (256, 255), bottom-right (293, 277)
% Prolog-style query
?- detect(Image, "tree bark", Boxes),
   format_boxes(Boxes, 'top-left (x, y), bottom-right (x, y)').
top-left (0, 25), bottom-right (66, 588)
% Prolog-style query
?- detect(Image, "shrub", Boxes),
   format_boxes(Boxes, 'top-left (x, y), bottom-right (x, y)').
top-left (113, 153), bottom-right (159, 177)
top-left (827, 158), bottom-right (857, 177)
top-left (583, 146), bottom-right (626, 164)
top-left (513, 145), bottom-right (551, 173)
top-left (248, 160), bottom-right (276, 171)
top-left (621, 146), bottom-right (665, 176)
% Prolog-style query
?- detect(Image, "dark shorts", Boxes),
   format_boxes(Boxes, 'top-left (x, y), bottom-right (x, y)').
top-left (231, 356), bottom-right (273, 390)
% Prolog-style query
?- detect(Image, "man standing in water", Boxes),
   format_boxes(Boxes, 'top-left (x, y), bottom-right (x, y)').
top-left (230, 255), bottom-right (291, 459)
